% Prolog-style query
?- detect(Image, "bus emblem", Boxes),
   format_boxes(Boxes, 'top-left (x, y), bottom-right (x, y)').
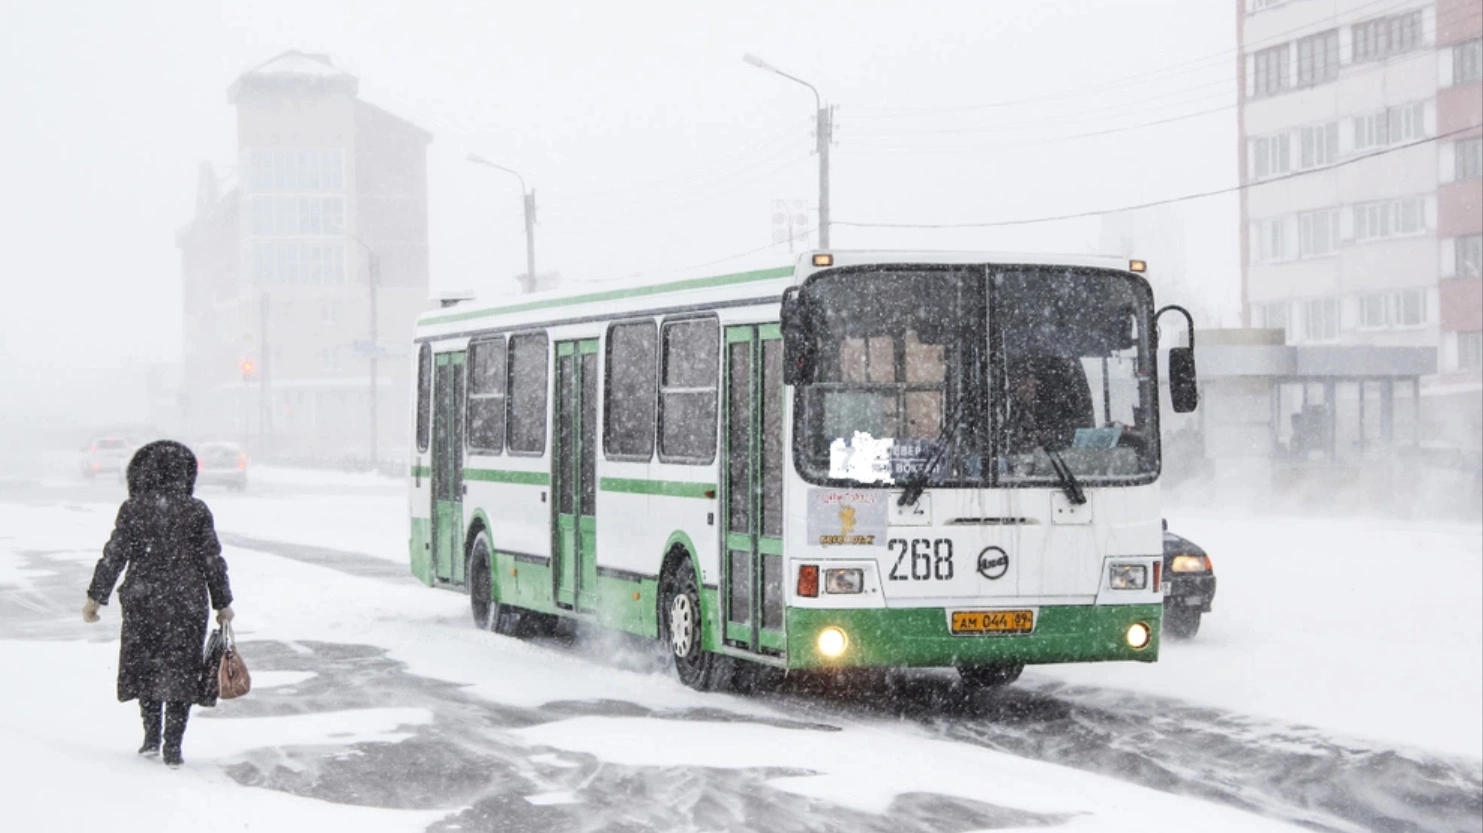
top-left (977, 547), bottom-right (1010, 580)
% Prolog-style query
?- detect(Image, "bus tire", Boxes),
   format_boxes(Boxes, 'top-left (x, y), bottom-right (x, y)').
top-left (468, 533), bottom-right (517, 635)
top-left (957, 663), bottom-right (1024, 689)
top-left (1163, 607), bottom-right (1201, 639)
top-left (659, 559), bottom-right (729, 692)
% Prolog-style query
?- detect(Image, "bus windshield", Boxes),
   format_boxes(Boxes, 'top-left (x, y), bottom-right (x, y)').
top-left (793, 265), bottom-right (1158, 489)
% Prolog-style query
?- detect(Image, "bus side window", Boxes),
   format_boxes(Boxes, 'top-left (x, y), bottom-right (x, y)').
top-left (507, 332), bottom-right (550, 455)
top-left (467, 337), bottom-right (507, 455)
top-left (604, 320), bottom-right (658, 461)
top-left (659, 317), bottom-right (719, 464)
top-left (416, 343), bottom-right (432, 453)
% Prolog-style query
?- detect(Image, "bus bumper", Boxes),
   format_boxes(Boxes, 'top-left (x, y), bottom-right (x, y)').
top-left (783, 604), bottom-right (1162, 670)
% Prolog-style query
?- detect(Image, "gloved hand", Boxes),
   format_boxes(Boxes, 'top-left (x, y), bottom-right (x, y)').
top-left (82, 598), bottom-right (101, 624)
top-left (216, 605), bottom-right (235, 625)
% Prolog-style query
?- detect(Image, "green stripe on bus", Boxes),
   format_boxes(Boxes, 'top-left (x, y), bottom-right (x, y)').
top-left (420, 266), bottom-right (795, 327)
top-left (465, 468), bottom-right (552, 486)
top-left (411, 465), bottom-right (431, 478)
top-left (599, 477), bottom-right (716, 499)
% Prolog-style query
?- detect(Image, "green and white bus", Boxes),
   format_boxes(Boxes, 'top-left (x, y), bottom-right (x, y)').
top-left (408, 251), bottom-right (1199, 690)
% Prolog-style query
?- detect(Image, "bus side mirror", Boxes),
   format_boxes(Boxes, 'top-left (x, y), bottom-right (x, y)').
top-left (1169, 347), bottom-right (1198, 413)
top-left (781, 289), bottom-right (815, 385)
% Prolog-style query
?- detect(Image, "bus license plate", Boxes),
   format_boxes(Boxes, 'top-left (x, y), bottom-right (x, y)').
top-left (950, 610), bottom-right (1035, 635)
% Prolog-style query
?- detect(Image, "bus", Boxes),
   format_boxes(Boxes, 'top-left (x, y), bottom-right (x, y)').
top-left (407, 251), bottom-right (1199, 691)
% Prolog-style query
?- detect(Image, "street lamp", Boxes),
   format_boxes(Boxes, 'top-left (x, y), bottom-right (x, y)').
top-left (742, 53), bottom-right (832, 248)
top-left (344, 230), bottom-right (381, 470)
top-left (467, 153), bottom-right (538, 293)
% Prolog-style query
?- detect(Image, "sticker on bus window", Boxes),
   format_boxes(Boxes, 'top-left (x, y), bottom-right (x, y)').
top-left (828, 431), bottom-right (895, 484)
top-left (808, 489), bottom-right (888, 547)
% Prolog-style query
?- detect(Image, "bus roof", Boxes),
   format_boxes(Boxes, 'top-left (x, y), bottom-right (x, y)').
top-left (413, 249), bottom-right (1138, 338)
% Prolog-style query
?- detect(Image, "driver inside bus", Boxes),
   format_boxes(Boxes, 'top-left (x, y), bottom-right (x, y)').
top-left (1004, 357), bottom-right (1093, 454)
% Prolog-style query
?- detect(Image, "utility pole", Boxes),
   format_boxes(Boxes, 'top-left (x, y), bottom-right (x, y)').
top-left (523, 189), bottom-right (538, 293)
top-left (259, 292), bottom-right (271, 457)
top-left (744, 54), bottom-right (832, 248)
top-left (368, 251), bottom-right (380, 470)
top-left (817, 105), bottom-right (832, 248)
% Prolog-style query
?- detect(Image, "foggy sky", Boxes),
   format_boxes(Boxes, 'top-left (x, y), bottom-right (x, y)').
top-left (0, 0), bottom-right (1237, 435)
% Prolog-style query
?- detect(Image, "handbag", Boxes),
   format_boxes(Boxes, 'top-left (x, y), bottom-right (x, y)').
top-left (198, 627), bottom-right (224, 707)
top-left (217, 622), bottom-right (252, 700)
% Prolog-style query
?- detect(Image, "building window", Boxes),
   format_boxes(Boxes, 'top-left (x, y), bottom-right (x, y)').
top-left (1258, 300), bottom-right (1290, 333)
top-left (1460, 332), bottom-right (1483, 372)
top-left (506, 333), bottom-right (549, 455)
top-left (1457, 138), bottom-right (1483, 181)
top-left (1455, 39), bottom-right (1482, 85)
top-left (1354, 102), bottom-right (1425, 152)
top-left (246, 149), bottom-right (345, 192)
top-left (658, 317), bottom-right (719, 464)
top-left (320, 347), bottom-right (343, 373)
top-left (1247, 0), bottom-right (1288, 12)
top-left (1354, 197), bottom-right (1426, 242)
top-left (467, 338), bottom-right (507, 455)
top-left (1251, 43), bottom-right (1290, 99)
top-left (1303, 298), bottom-right (1340, 342)
top-left (1458, 234), bottom-right (1483, 278)
top-left (1250, 132), bottom-right (1292, 180)
top-left (1299, 122), bottom-right (1339, 169)
top-left (250, 195), bottom-right (345, 237)
top-left (1359, 289), bottom-right (1429, 329)
top-left (321, 301), bottom-right (340, 324)
top-left (1253, 218), bottom-right (1290, 262)
top-left (603, 320), bottom-right (658, 461)
top-left (1299, 209), bottom-right (1340, 257)
top-left (1352, 11), bottom-right (1422, 63)
top-left (1295, 30), bottom-right (1340, 87)
top-left (252, 240), bottom-right (347, 285)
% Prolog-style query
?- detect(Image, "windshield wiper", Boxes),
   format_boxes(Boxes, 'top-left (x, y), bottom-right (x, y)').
top-left (898, 414), bottom-right (958, 509)
top-left (1044, 448), bottom-right (1087, 506)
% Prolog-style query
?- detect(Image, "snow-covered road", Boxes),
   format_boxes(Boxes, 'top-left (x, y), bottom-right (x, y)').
top-left (1, 467), bottom-right (1478, 832)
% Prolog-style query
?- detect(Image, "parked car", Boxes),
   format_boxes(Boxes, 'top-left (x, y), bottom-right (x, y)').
top-left (1162, 520), bottom-right (1216, 639)
top-left (80, 436), bottom-right (131, 480)
top-left (194, 441), bottom-right (249, 491)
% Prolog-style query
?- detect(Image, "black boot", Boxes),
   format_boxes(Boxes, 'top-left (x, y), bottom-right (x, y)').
top-left (138, 699), bottom-right (162, 757)
top-left (162, 701), bottom-right (190, 767)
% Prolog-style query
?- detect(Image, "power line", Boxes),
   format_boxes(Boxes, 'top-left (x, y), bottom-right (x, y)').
top-left (832, 125), bottom-right (1477, 230)
top-left (848, 0), bottom-right (1416, 116)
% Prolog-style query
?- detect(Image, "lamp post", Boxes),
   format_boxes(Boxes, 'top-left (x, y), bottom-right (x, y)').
top-left (345, 231), bottom-right (381, 470)
top-left (743, 53), bottom-right (832, 248)
top-left (467, 153), bottom-right (538, 293)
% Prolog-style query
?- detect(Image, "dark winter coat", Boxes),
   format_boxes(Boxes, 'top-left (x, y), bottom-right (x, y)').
top-left (87, 440), bottom-right (233, 704)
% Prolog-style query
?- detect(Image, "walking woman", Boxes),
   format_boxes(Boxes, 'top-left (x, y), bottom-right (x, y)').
top-left (82, 440), bottom-right (235, 767)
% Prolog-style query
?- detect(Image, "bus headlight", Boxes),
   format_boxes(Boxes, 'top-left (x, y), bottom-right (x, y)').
top-left (1126, 622), bottom-right (1151, 650)
top-left (817, 626), bottom-right (849, 658)
top-left (824, 568), bottom-right (863, 594)
top-left (1171, 555), bottom-right (1210, 573)
top-left (1108, 563), bottom-right (1148, 590)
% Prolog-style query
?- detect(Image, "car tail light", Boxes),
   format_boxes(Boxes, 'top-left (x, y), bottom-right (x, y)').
top-left (197, 459), bottom-right (203, 471)
top-left (797, 565), bottom-right (819, 598)
top-left (237, 453), bottom-right (248, 470)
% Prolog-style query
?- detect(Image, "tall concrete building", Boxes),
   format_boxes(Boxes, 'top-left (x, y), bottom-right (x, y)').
top-left (177, 52), bottom-right (432, 465)
top-left (1238, 0), bottom-right (1481, 447)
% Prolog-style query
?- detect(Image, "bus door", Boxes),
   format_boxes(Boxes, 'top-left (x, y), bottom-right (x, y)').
top-left (431, 351), bottom-right (467, 585)
top-left (553, 339), bottom-right (599, 611)
top-left (722, 325), bottom-right (786, 655)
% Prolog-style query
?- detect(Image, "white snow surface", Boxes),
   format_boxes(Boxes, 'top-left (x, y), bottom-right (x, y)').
top-left (2, 467), bottom-right (1477, 831)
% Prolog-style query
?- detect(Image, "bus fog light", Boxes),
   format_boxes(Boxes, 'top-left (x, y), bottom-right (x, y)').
top-left (1108, 563), bottom-right (1148, 590)
top-left (824, 568), bottom-right (863, 594)
top-left (817, 626), bottom-right (849, 658)
top-left (1126, 622), bottom-right (1151, 650)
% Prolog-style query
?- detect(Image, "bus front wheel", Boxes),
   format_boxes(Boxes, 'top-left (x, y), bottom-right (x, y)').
top-left (659, 560), bottom-right (729, 692)
top-left (468, 534), bottom-right (517, 636)
top-left (957, 663), bottom-right (1024, 689)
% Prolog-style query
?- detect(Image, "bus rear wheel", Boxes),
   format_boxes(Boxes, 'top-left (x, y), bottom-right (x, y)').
top-left (468, 534), bottom-right (517, 636)
top-left (659, 560), bottom-right (729, 692)
top-left (958, 663), bottom-right (1024, 689)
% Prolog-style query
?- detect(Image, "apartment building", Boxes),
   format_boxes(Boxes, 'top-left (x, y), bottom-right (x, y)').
top-left (177, 52), bottom-right (433, 464)
top-left (1238, 0), bottom-right (1482, 447)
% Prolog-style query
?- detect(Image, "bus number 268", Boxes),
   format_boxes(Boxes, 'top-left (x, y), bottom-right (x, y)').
top-left (887, 538), bottom-right (954, 581)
